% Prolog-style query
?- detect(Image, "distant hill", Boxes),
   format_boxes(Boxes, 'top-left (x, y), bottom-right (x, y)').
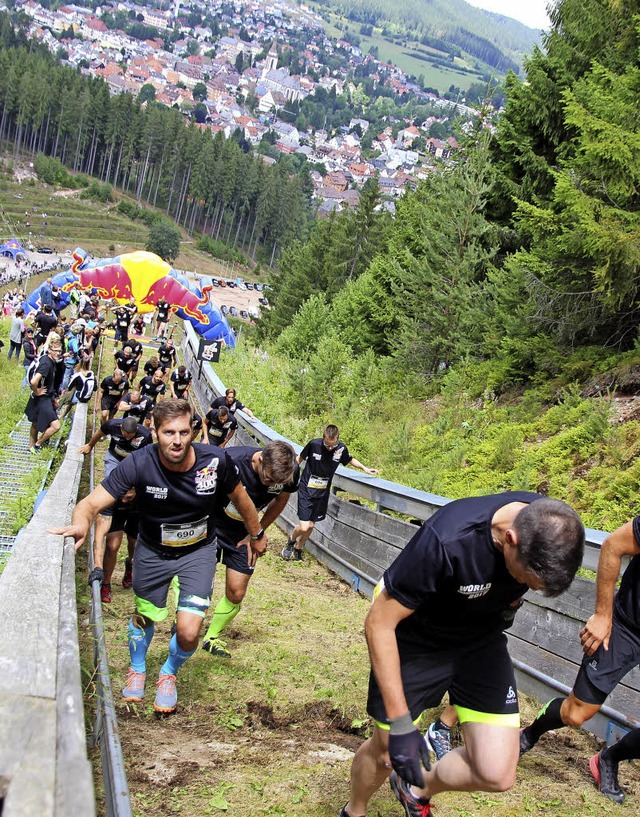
top-left (313, 0), bottom-right (543, 77)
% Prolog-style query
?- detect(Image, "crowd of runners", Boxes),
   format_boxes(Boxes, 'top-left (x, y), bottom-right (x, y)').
top-left (3, 274), bottom-right (640, 816)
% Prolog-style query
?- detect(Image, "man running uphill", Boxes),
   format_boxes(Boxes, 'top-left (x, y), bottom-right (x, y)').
top-left (283, 424), bottom-right (378, 561)
top-left (340, 493), bottom-right (585, 817)
top-left (202, 441), bottom-right (299, 658)
top-left (52, 399), bottom-right (265, 715)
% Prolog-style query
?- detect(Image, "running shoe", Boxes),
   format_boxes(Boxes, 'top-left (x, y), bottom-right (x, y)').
top-left (154, 673), bottom-right (177, 713)
top-left (425, 721), bottom-right (452, 761)
top-left (122, 668), bottom-right (146, 702)
top-left (29, 445), bottom-right (42, 455)
top-left (389, 771), bottom-right (432, 817)
top-left (519, 727), bottom-right (534, 757)
top-left (589, 749), bottom-right (625, 804)
top-left (293, 548), bottom-right (304, 561)
top-left (202, 637), bottom-right (231, 658)
top-left (122, 558), bottom-right (133, 589)
top-left (100, 583), bottom-right (112, 604)
top-left (338, 807), bottom-right (364, 817)
top-left (281, 540), bottom-right (295, 560)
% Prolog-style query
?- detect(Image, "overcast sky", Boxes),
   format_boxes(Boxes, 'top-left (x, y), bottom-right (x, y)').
top-left (465, 0), bottom-right (552, 30)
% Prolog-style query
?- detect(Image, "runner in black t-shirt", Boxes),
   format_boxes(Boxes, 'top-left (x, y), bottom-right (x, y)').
top-left (52, 399), bottom-right (264, 716)
top-left (100, 370), bottom-right (129, 421)
top-left (79, 416), bottom-right (152, 478)
top-left (25, 339), bottom-right (62, 451)
top-left (33, 304), bottom-right (57, 349)
top-left (139, 369), bottom-right (166, 406)
top-left (170, 365), bottom-right (192, 400)
top-left (520, 518), bottom-right (640, 805)
top-left (210, 387), bottom-right (255, 419)
top-left (143, 356), bottom-right (163, 379)
top-left (341, 493), bottom-right (584, 817)
top-left (203, 405), bottom-right (237, 448)
top-left (157, 338), bottom-right (177, 371)
top-left (123, 337), bottom-right (143, 377)
top-left (113, 346), bottom-right (137, 378)
top-left (113, 305), bottom-right (133, 346)
top-left (154, 298), bottom-right (171, 340)
top-left (191, 411), bottom-right (203, 441)
top-left (118, 390), bottom-right (153, 426)
top-left (283, 423), bottom-right (378, 561)
top-left (201, 441), bottom-right (299, 658)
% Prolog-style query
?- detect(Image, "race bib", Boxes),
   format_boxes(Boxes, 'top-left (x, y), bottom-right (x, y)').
top-left (308, 476), bottom-right (329, 490)
top-left (160, 516), bottom-right (208, 547)
top-left (210, 427), bottom-right (223, 437)
top-left (224, 501), bottom-right (243, 521)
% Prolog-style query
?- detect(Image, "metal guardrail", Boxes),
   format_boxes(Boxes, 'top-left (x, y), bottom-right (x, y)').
top-left (180, 321), bottom-right (636, 746)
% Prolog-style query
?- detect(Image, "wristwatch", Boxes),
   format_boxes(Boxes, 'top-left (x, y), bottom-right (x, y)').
top-left (250, 528), bottom-right (265, 541)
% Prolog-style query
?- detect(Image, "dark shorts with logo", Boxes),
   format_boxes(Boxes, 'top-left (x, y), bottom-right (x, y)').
top-left (101, 396), bottom-right (120, 415)
top-left (297, 484), bottom-right (330, 523)
top-left (574, 611), bottom-right (640, 704)
top-left (114, 325), bottom-right (128, 342)
top-left (132, 539), bottom-right (217, 621)
top-left (367, 630), bottom-right (518, 725)
top-left (217, 529), bottom-right (255, 576)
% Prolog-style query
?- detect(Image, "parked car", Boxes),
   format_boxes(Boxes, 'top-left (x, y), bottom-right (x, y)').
top-left (37, 246), bottom-right (54, 254)
top-left (212, 278), bottom-right (219, 287)
top-left (245, 282), bottom-right (254, 290)
top-left (254, 283), bottom-right (263, 291)
top-left (218, 279), bottom-right (226, 287)
top-left (227, 281), bottom-right (236, 288)
top-left (258, 297), bottom-right (269, 306)
top-left (229, 306), bottom-right (238, 316)
top-left (221, 304), bottom-right (229, 315)
top-left (239, 309), bottom-right (249, 319)
top-left (263, 284), bottom-right (272, 291)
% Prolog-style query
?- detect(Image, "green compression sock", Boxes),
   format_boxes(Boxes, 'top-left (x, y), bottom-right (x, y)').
top-left (204, 595), bottom-right (241, 641)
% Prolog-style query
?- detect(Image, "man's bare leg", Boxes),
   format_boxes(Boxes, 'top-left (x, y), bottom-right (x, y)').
top-left (345, 724), bottom-right (391, 816)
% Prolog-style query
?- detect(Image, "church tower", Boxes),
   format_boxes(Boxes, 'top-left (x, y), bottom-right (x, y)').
top-left (262, 42), bottom-right (278, 77)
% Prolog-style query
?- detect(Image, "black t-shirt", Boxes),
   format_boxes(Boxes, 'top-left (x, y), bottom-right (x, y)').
top-left (101, 375), bottom-right (129, 403)
top-left (384, 492), bottom-right (541, 645)
top-left (216, 446), bottom-right (299, 542)
top-left (34, 311), bottom-right (57, 337)
top-left (205, 408), bottom-right (237, 443)
top-left (34, 354), bottom-right (57, 397)
top-left (299, 438), bottom-right (351, 495)
top-left (144, 360), bottom-right (162, 378)
top-left (171, 369), bottom-right (192, 396)
top-left (100, 418), bottom-right (152, 460)
top-left (158, 344), bottom-right (177, 367)
top-left (156, 300), bottom-right (170, 321)
top-left (123, 339), bottom-right (143, 359)
top-left (211, 395), bottom-right (244, 414)
top-left (113, 351), bottom-right (137, 375)
top-left (192, 412), bottom-right (203, 433)
top-left (617, 519), bottom-right (640, 629)
top-left (121, 392), bottom-right (153, 421)
top-left (102, 443), bottom-right (241, 553)
top-left (115, 307), bottom-right (133, 328)
top-left (139, 376), bottom-right (166, 403)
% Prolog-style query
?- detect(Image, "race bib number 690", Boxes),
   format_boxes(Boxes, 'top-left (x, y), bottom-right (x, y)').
top-left (160, 516), bottom-right (208, 547)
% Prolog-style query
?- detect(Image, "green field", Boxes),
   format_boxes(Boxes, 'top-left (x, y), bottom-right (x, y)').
top-left (318, 10), bottom-right (489, 92)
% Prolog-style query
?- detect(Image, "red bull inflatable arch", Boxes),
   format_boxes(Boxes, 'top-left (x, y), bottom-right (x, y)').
top-left (23, 248), bottom-right (235, 346)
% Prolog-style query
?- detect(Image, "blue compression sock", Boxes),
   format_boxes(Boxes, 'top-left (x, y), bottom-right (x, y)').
top-left (160, 633), bottom-right (196, 676)
top-left (128, 618), bottom-right (155, 673)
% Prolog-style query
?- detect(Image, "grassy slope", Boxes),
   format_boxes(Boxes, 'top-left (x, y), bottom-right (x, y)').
top-left (0, 172), bottom-right (251, 282)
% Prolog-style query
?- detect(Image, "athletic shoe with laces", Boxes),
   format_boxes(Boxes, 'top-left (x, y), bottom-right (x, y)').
top-left (122, 668), bottom-right (146, 702)
top-left (293, 548), bottom-right (304, 561)
top-left (122, 558), bottom-right (133, 589)
top-left (425, 721), bottom-right (452, 761)
top-left (589, 749), bottom-right (625, 804)
top-left (281, 540), bottom-right (295, 560)
top-left (100, 583), bottom-right (112, 603)
top-left (202, 637), bottom-right (231, 658)
top-left (389, 771), bottom-right (432, 817)
top-left (519, 727), bottom-right (534, 757)
top-left (154, 673), bottom-right (177, 713)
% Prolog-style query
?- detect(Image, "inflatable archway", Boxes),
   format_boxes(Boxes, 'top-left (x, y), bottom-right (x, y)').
top-left (23, 248), bottom-right (235, 346)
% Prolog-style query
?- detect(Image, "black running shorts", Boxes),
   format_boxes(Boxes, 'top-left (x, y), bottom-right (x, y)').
top-left (25, 395), bottom-right (58, 433)
top-left (217, 530), bottom-right (255, 576)
top-left (297, 484), bottom-right (330, 523)
top-left (574, 611), bottom-right (640, 705)
top-left (367, 630), bottom-right (519, 725)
